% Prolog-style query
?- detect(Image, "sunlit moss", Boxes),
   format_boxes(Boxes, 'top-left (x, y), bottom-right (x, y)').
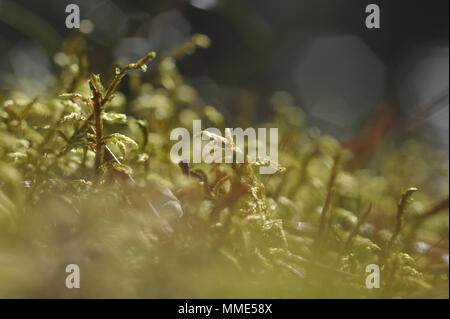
top-left (0, 34), bottom-right (448, 298)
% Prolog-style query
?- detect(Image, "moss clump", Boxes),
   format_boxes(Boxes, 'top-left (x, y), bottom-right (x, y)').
top-left (0, 34), bottom-right (448, 298)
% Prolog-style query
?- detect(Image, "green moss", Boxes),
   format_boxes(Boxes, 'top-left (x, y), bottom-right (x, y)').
top-left (0, 34), bottom-right (448, 298)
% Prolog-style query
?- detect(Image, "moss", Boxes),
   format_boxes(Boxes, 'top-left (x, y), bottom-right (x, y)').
top-left (0, 34), bottom-right (448, 298)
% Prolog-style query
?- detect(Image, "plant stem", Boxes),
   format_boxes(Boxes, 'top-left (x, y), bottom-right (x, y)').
top-left (389, 187), bottom-right (418, 249)
top-left (318, 152), bottom-right (341, 238)
top-left (92, 88), bottom-right (103, 172)
top-left (338, 203), bottom-right (372, 259)
top-left (384, 187), bottom-right (418, 259)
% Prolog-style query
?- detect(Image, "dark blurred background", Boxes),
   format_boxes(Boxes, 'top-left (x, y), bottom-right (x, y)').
top-left (0, 0), bottom-right (448, 148)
